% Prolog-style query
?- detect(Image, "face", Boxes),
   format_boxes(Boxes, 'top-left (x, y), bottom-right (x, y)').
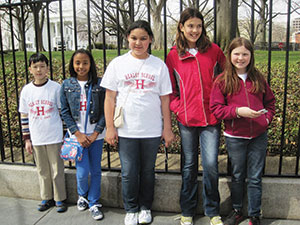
top-left (231, 45), bottom-right (251, 74)
top-left (180, 17), bottom-right (203, 48)
top-left (29, 61), bottom-right (48, 84)
top-left (73, 53), bottom-right (91, 81)
top-left (127, 28), bottom-right (152, 59)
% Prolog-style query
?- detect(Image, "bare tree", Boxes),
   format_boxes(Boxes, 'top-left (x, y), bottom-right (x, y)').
top-left (89, 0), bottom-right (146, 49)
top-left (0, 0), bottom-right (32, 51)
top-left (144, 0), bottom-right (165, 49)
top-left (241, 0), bottom-right (300, 45)
top-left (216, 0), bottom-right (239, 50)
top-left (24, 0), bottom-right (47, 51)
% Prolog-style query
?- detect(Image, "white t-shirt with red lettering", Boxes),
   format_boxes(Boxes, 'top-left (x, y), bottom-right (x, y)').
top-left (19, 80), bottom-right (63, 145)
top-left (101, 51), bottom-right (172, 138)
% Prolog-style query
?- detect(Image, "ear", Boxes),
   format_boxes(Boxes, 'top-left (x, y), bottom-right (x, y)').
top-left (28, 66), bottom-right (32, 74)
top-left (179, 23), bottom-right (184, 32)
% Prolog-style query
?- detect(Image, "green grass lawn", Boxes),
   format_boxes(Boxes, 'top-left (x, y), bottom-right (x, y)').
top-left (1, 49), bottom-right (299, 65)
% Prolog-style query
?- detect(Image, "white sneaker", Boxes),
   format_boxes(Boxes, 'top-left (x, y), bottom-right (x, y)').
top-left (138, 209), bottom-right (152, 224)
top-left (124, 212), bottom-right (138, 225)
top-left (89, 204), bottom-right (103, 220)
top-left (77, 196), bottom-right (88, 211)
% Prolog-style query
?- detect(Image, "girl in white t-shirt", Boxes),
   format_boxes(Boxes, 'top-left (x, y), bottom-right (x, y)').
top-left (101, 20), bottom-right (174, 225)
top-left (60, 49), bottom-right (106, 220)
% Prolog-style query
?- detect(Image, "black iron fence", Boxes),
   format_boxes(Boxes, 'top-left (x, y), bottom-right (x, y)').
top-left (0, 0), bottom-right (299, 177)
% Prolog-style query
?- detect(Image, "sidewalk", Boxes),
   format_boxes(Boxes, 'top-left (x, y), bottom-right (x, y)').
top-left (1, 196), bottom-right (300, 225)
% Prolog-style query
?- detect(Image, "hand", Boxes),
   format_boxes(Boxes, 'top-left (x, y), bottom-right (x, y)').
top-left (162, 128), bottom-right (175, 148)
top-left (74, 131), bottom-right (91, 148)
top-left (25, 139), bottom-right (33, 154)
top-left (88, 131), bottom-right (99, 144)
top-left (237, 107), bottom-right (264, 119)
top-left (105, 127), bottom-right (118, 146)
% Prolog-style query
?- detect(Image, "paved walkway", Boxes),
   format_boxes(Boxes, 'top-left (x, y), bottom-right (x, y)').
top-left (1, 196), bottom-right (300, 225)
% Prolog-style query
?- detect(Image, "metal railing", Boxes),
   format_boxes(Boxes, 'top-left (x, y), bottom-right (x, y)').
top-left (0, 0), bottom-right (299, 178)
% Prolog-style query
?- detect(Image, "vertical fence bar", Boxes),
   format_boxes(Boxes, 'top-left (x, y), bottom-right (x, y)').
top-left (179, 0), bottom-right (183, 13)
top-left (163, 0), bottom-right (167, 61)
top-left (9, 1), bottom-right (24, 162)
top-left (213, 0), bottom-right (217, 44)
top-left (250, 0), bottom-right (255, 43)
top-left (58, 0), bottom-right (66, 78)
top-left (106, 144), bottom-right (111, 170)
top-left (46, 2), bottom-right (53, 79)
top-left (0, 17), bottom-right (13, 161)
top-left (163, 0), bottom-right (168, 172)
top-left (267, 0), bottom-right (273, 85)
top-left (0, 116), bottom-right (5, 161)
top-left (87, 0), bottom-right (92, 52)
top-left (295, 119), bottom-right (300, 176)
top-left (147, 0), bottom-right (151, 55)
top-left (116, 0), bottom-right (121, 56)
top-left (72, 0), bottom-right (78, 51)
top-left (20, 0), bottom-right (29, 84)
top-left (33, 2), bottom-right (39, 52)
top-left (130, 0), bottom-right (134, 22)
top-left (278, 0), bottom-right (291, 175)
top-left (101, 0), bottom-right (107, 70)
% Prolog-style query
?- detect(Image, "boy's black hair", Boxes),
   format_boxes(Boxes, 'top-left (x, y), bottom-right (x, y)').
top-left (29, 53), bottom-right (49, 66)
top-left (69, 49), bottom-right (98, 85)
top-left (125, 20), bottom-right (154, 40)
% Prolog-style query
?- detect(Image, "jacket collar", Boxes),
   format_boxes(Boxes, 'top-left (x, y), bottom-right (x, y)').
top-left (171, 46), bottom-right (196, 61)
top-left (69, 77), bottom-right (91, 87)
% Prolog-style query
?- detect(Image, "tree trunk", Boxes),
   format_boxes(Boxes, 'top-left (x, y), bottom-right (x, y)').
top-left (144, 0), bottom-right (165, 50)
top-left (216, 0), bottom-right (238, 51)
top-left (152, 13), bottom-right (163, 49)
top-left (258, 0), bottom-right (267, 48)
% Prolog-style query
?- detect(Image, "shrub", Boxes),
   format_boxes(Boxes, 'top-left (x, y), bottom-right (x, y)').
top-left (0, 59), bottom-right (299, 156)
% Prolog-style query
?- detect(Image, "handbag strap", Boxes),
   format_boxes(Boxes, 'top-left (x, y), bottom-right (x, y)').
top-left (84, 84), bottom-right (92, 134)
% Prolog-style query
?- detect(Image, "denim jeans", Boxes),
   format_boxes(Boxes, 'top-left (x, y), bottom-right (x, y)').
top-left (76, 139), bottom-right (104, 207)
top-left (225, 131), bottom-right (267, 217)
top-left (118, 137), bottom-right (160, 213)
top-left (178, 123), bottom-right (221, 217)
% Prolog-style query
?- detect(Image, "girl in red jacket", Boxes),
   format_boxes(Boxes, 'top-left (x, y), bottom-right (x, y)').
top-left (166, 8), bottom-right (225, 225)
top-left (210, 37), bottom-right (275, 225)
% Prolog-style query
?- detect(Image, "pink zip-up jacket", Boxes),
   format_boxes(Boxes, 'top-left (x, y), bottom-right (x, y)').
top-left (210, 75), bottom-right (276, 138)
top-left (166, 44), bottom-right (225, 127)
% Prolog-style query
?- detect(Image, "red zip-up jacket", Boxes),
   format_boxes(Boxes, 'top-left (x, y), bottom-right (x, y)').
top-left (209, 75), bottom-right (276, 138)
top-left (166, 44), bottom-right (225, 127)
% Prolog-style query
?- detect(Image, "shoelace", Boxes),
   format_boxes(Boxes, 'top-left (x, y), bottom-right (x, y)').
top-left (89, 204), bottom-right (103, 212)
top-left (77, 196), bottom-right (89, 205)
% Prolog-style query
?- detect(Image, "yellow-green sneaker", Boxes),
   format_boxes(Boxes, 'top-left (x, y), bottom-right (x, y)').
top-left (180, 216), bottom-right (193, 225)
top-left (210, 216), bottom-right (223, 225)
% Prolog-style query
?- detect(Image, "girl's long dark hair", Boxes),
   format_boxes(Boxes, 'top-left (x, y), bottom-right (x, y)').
top-left (175, 7), bottom-right (211, 56)
top-left (216, 37), bottom-right (266, 95)
top-left (69, 49), bottom-right (98, 85)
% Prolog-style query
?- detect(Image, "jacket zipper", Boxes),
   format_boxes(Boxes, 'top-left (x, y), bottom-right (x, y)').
top-left (195, 56), bottom-right (208, 125)
top-left (243, 80), bottom-right (253, 136)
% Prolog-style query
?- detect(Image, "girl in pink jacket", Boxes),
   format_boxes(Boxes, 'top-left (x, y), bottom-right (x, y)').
top-left (210, 37), bottom-right (275, 225)
top-left (166, 7), bottom-right (225, 225)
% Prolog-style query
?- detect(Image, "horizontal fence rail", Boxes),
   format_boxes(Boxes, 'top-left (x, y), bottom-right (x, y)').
top-left (0, 0), bottom-right (299, 178)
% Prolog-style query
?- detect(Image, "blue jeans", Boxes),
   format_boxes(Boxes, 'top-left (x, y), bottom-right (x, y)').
top-left (76, 139), bottom-right (104, 207)
top-left (225, 131), bottom-right (267, 217)
top-left (118, 137), bottom-right (160, 213)
top-left (179, 123), bottom-right (221, 217)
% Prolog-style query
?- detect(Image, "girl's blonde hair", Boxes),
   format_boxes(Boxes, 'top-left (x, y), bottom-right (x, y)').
top-left (175, 8), bottom-right (211, 56)
top-left (216, 37), bottom-right (266, 95)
